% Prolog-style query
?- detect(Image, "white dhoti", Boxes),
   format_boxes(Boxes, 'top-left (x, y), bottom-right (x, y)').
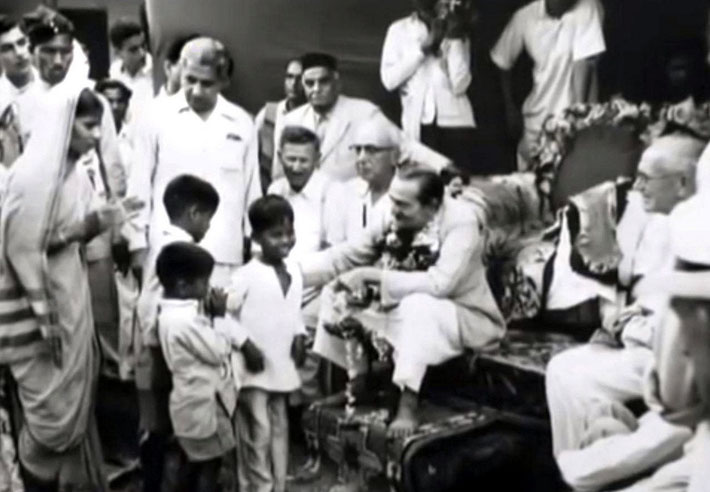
top-left (313, 286), bottom-right (461, 393)
top-left (558, 411), bottom-right (693, 492)
top-left (546, 344), bottom-right (654, 456)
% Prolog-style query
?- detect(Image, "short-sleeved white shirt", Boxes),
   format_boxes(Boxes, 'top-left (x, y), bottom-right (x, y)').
top-left (490, 0), bottom-right (606, 132)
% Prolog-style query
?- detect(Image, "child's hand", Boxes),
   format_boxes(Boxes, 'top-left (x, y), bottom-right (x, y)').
top-left (204, 288), bottom-right (228, 318)
top-left (242, 339), bottom-right (265, 374)
top-left (291, 334), bottom-right (307, 368)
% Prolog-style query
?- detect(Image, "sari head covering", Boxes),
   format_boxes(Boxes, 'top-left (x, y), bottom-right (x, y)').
top-left (0, 85), bottom-right (83, 362)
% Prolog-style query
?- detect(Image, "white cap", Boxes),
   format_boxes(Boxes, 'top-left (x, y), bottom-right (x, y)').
top-left (669, 193), bottom-right (710, 266)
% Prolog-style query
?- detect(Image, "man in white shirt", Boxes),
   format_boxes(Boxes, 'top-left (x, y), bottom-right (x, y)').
top-left (268, 125), bottom-right (340, 263)
top-left (381, 0), bottom-right (476, 170)
top-left (256, 57), bottom-right (305, 193)
top-left (490, 0), bottom-right (605, 170)
top-left (95, 79), bottom-right (134, 177)
top-left (109, 18), bottom-right (154, 119)
top-left (127, 37), bottom-right (261, 288)
top-left (339, 115), bottom-right (398, 243)
top-left (0, 17), bottom-right (35, 113)
top-left (546, 135), bottom-right (704, 462)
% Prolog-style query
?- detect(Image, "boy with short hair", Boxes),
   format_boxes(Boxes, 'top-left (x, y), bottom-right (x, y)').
top-left (135, 174), bottom-right (220, 492)
top-left (156, 242), bottom-right (236, 492)
top-left (226, 195), bottom-right (307, 492)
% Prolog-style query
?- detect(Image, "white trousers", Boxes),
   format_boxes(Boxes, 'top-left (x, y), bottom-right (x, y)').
top-left (236, 389), bottom-right (288, 492)
top-left (314, 289), bottom-right (462, 393)
top-left (546, 344), bottom-right (654, 456)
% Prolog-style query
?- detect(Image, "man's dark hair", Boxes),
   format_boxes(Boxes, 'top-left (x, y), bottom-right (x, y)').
top-left (24, 10), bottom-right (74, 50)
top-left (440, 165), bottom-right (471, 186)
top-left (400, 168), bottom-right (445, 208)
top-left (166, 33), bottom-right (200, 64)
top-left (279, 125), bottom-right (320, 151)
top-left (95, 79), bottom-right (133, 102)
top-left (156, 242), bottom-right (215, 292)
top-left (248, 195), bottom-right (294, 236)
top-left (163, 174), bottom-right (220, 221)
top-left (75, 89), bottom-right (104, 119)
top-left (0, 16), bottom-right (23, 37)
top-left (300, 52), bottom-right (338, 72)
top-left (109, 18), bottom-right (143, 50)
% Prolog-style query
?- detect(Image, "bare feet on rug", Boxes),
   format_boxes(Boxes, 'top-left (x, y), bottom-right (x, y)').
top-left (387, 388), bottom-right (420, 439)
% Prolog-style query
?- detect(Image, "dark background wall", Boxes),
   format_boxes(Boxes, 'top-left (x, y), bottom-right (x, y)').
top-left (2, 0), bottom-right (709, 173)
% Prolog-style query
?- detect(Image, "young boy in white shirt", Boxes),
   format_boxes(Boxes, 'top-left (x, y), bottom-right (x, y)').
top-left (156, 242), bottom-right (236, 491)
top-left (227, 195), bottom-right (307, 492)
top-left (134, 174), bottom-right (219, 492)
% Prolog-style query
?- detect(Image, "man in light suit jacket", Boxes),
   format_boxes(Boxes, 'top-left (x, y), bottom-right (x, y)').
top-left (301, 169), bottom-right (505, 438)
top-left (276, 52), bottom-right (451, 183)
top-left (275, 52), bottom-right (380, 182)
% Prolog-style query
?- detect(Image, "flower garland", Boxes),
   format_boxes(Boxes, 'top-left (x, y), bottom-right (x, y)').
top-left (530, 98), bottom-right (652, 201)
top-left (530, 96), bottom-right (710, 215)
top-left (324, 216), bottom-right (441, 419)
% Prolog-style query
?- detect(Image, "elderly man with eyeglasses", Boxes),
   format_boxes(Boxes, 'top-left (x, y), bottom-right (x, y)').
top-left (545, 134), bottom-right (705, 473)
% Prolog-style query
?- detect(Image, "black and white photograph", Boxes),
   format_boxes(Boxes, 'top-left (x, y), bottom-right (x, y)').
top-left (0, 0), bottom-right (708, 491)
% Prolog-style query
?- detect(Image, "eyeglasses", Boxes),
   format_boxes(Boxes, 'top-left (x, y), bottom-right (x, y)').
top-left (350, 145), bottom-right (395, 155)
top-left (634, 171), bottom-right (681, 187)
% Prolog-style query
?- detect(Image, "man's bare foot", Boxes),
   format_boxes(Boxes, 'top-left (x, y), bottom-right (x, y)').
top-left (387, 388), bottom-right (420, 439)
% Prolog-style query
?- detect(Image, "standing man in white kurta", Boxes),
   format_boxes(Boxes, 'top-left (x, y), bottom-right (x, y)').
top-left (127, 37), bottom-right (261, 287)
top-left (381, 0), bottom-right (476, 171)
top-left (490, 0), bottom-right (605, 169)
top-left (108, 19), bottom-right (154, 122)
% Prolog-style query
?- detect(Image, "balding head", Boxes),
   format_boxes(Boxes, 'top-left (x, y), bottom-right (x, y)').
top-left (351, 115), bottom-right (400, 192)
top-left (180, 37), bottom-right (232, 82)
top-left (352, 114), bottom-right (401, 150)
top-left (634, 134), bottom-right (705, 214)
top-left (179, 37), bottom-right (232, 115)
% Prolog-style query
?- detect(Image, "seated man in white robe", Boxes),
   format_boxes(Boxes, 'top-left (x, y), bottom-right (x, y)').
top-left (546, 134), bottom-right (705, 460)
top-left (552, 138), bottom-right (707, 491)
top-left (611, 200), bottom-right (710, 492)
top-left (301, 168), bottom-right (505, 437)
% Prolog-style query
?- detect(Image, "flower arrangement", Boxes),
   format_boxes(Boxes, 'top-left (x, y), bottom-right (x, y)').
top-left (530, 98), bottom-right (653, 202)
top-left (530, 96), bottom-right (710, 216)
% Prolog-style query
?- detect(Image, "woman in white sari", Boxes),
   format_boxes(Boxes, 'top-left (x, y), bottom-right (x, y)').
top-left (0, 87), bottom-right (139, 491)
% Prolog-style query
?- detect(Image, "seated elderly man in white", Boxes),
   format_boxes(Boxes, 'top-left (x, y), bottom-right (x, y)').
top-left (546, 135), bottom-right (705, 461)
top-left (300, 168), bottom-right (505, 437)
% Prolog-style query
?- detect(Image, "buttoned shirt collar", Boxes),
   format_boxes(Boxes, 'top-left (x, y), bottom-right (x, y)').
top-left (174, 92), bottom-right (236, 123)
top-left (284, 169), bottom-right (326, 201)
top-left (112, 53), bottom-right (153, 81)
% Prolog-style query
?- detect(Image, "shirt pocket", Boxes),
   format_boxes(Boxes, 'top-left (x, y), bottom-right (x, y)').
top-left (219, 135), bottom-right (247, 172)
